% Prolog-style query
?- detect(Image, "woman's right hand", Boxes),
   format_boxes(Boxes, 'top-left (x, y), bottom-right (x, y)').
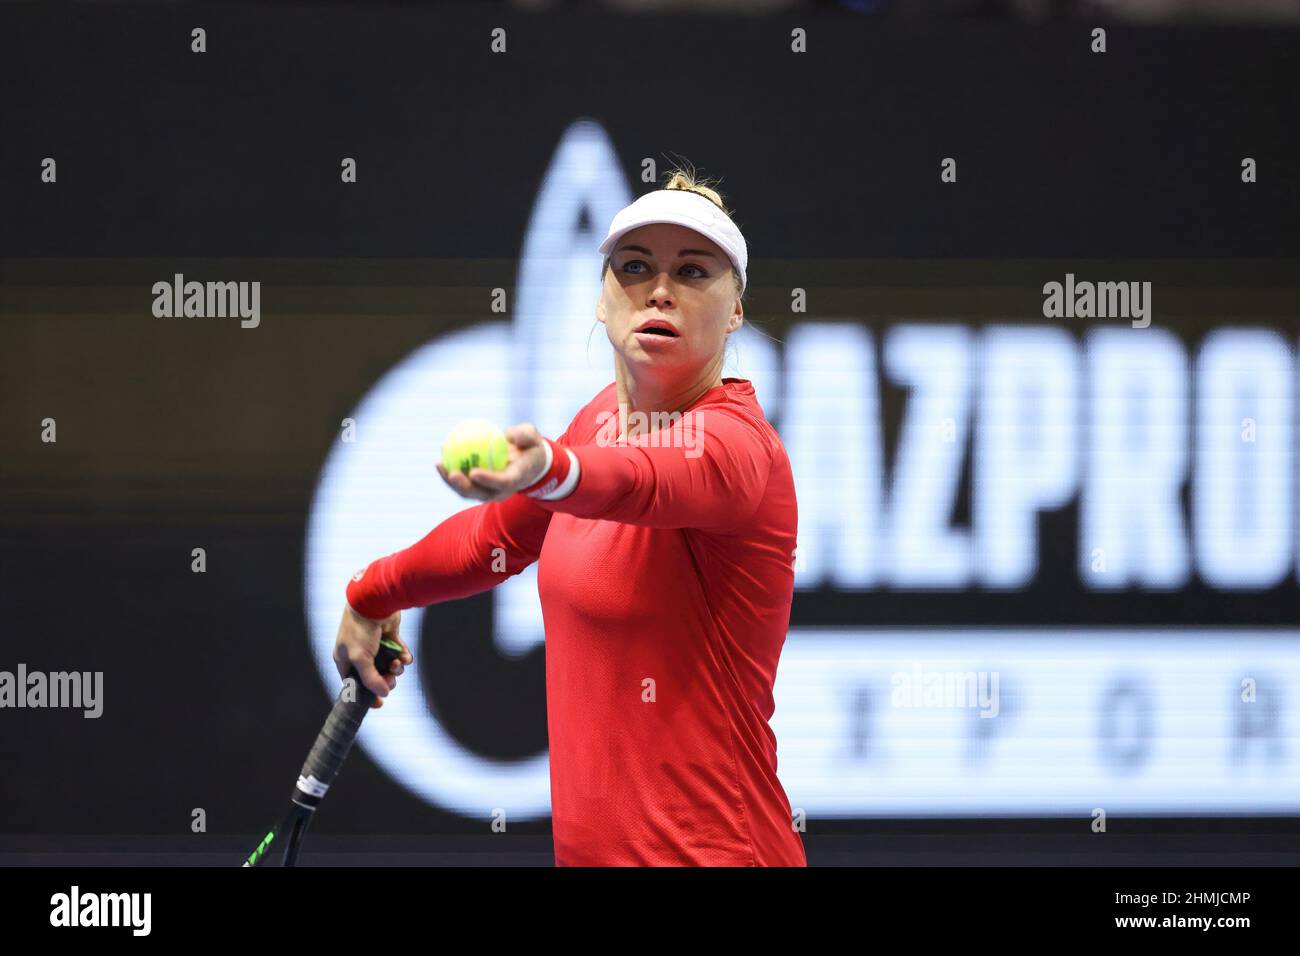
top-left (332, 605), bottom-right (413, 709)
top-left (435, 423), bottom-right (550, 503)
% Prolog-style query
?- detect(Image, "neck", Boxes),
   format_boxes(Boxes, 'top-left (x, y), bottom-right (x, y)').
top-left (612, 356), bottom-right (725, 440)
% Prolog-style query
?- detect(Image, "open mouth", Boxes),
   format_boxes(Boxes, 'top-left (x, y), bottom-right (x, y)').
top-left (635, 320), bottom-right (680, 337)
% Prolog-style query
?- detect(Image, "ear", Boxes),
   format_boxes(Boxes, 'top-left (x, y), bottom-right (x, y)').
top-left (727, 303), bottom-right (743, 335)
top-left (596, 294), bottom-right (607, 327)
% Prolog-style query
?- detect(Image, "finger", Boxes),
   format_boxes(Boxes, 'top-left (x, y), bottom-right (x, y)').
top-left (467, 467), bottom-right (510, 490)
top-left (465, 483), bottom-right (496, 501)
top-left (351, 653), bottom-right (388, 699)
top-left (477, 458), bottom-right (539, 498)
top-left (440, 466), bottom-right (475, 495)
top-left (490, 457), bottom-right (533, 482)
top-left (506, 423), bottom-right (539, 446)
top-left (449, 470), bottom-right (492, 500)
top-left (386, 630), bottom-right (413, 666)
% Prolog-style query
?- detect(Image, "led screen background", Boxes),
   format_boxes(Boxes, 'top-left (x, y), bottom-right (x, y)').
top-left (1, 7), bottom-right (1298, 839)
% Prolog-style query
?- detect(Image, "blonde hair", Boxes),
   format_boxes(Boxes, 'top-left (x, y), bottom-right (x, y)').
top-left (661, 168), bottom-right (733, 218)
top-left (601, 165), bottom-right (744, 300)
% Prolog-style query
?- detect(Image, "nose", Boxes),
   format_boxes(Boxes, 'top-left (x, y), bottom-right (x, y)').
top-left (647, 273), bottom-right (676, 308)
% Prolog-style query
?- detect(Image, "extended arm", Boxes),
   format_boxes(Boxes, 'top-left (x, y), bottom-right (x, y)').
top-left (346, 483), bottom-right (554, 620)
top-left (530, 408), bottom-right (775, 534)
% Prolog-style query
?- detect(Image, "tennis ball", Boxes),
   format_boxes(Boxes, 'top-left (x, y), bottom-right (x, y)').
top-left (442, 419), bottom-right (509, 476)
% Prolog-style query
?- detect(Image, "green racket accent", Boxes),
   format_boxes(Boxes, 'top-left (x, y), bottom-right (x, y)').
top-left (243, 638), bottom-right (402, 866)
top-left (246, 831), bottom-right (276, 866)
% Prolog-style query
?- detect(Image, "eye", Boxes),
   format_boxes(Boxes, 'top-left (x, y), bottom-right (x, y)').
top-left (620, 259), bottom-right (708, 279)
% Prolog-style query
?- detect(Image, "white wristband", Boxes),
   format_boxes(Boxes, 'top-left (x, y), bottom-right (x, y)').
top-left (525, 446), bottom-right (581, 501)
top-left (542, 448), bottom-right (581, 500)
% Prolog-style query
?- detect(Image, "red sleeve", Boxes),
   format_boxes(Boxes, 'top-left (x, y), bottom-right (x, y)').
top-left (345, 417), bottom-right (582, 620)
top-left (345, 492), bottom-right (553, 620)
top-left (531, 407), bottom-right (775, 534)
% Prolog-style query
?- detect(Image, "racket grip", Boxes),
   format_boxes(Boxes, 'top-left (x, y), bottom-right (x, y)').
top-left (292, 638), bottom-right (403, 808)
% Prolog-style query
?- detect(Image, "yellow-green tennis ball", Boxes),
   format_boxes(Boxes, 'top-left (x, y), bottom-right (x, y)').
top-left (442, 419), bottom-right (509, 476)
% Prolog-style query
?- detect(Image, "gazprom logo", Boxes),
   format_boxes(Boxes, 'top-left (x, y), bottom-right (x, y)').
top-left (305, 119), bottom-right (1300, 821)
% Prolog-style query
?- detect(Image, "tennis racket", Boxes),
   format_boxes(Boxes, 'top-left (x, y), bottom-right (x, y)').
top-left (242, 637), bottom-right (404, 867)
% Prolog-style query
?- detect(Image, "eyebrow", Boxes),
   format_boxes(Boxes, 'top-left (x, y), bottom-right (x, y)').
top-left (614, 244), bottom-right (721, 261)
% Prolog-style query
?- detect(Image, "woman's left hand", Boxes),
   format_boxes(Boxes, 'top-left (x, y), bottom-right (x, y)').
top-left (436, 422), bottom-right (550, 503)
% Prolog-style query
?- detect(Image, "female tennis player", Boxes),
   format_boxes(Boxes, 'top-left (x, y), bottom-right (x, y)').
top-left (335, 170), bottom-right (806, 867)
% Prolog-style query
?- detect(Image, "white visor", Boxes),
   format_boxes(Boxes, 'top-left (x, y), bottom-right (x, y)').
top-left (598, 188), bottom-right (748, 295)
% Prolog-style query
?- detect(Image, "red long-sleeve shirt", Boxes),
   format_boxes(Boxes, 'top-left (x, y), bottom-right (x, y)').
top-left (347, 377), bottom-right (805, 866)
